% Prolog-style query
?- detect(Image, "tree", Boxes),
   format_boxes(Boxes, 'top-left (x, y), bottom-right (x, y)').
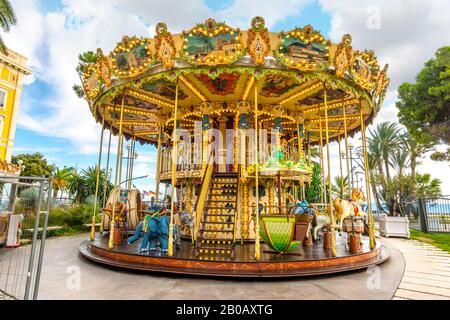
top-left (368, 122), bottom-right (402, 179)
top-left (12, 153), bottom-right (55, 178)
top-left (52, 167), bottom-right (74, 199)
top-left (397, 46), bottom-right (450, 162)
top-left (73, 51), bottom-right (98, 100)
top-left (305, 162), bottom-right (322, 203)
top-left (332, 175), bottom-right (349, 199)
top-left (67, 166), bottom-right (112, 204)
top-left (0, 0), bottom-right (16, 55)
top-left (67, 170), bottom-right (86, 204)
top-left (415, 173), bottom-right (442, 198)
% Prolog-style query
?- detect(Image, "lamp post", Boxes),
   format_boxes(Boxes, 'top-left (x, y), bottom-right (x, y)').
top-left (123, 144), bottom-right (139, 190)
top-left (341, 144), bottom-right (363, 190)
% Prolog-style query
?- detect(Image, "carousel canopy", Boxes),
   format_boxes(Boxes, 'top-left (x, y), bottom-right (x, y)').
top-left (80, 17), bottom-right (389, 145)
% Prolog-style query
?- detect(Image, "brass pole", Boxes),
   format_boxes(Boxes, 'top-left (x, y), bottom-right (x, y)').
top-left (254, 80), bottom-right (261, 261)
top-left (343, 99), bottom-right (351, 193)
top-left (90, 107), bottom-right (105, 241)
top-left (100, 100), bottom-right (115, 234)
top-left (297, 124), bottom-right (302, 161)
top-left (109, 90), bottom-right (126, 249)
top-left (118, 135), bottom-right (124, 185)
top-left (318, 110), bottom-right (326, 204)
top-left (324, 83), bottom-right (337, 257)
top-left (360, 101), bottom-right (376, 250)
top-left (102, 124), bottom-right (113, 208)
top-left (155, 126), bottom-right (163, 203)
top-left (338, 131), bottom-right (344, 197)
top-left (168, 80), bottom-right (179, 257)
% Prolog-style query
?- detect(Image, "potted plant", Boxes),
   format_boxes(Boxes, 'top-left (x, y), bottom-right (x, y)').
top-left (378, 214), bottom-right (410, 238)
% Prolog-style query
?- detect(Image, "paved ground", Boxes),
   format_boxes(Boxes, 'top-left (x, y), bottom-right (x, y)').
top-left (30, 234), bottom-right (404, 300)
top-left (383, 238), bottom-right (450, 300)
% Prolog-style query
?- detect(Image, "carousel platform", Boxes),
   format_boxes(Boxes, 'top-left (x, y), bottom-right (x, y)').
top-left (79, 234), bottom-right (390, 278)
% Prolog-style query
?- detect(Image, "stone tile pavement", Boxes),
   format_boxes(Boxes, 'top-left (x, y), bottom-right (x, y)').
top-left (383, 238), bottom-right (450, 300)
top-left (28, 234), bottom-right (405, 300)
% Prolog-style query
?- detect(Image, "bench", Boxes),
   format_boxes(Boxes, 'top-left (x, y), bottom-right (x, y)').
top-left (25, 226), bottom-right (63, 235)
top-left (83, 223), bottom-right (101, 229)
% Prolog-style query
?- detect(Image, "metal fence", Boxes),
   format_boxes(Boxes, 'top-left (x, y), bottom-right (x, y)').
top-left (417, 196), bottom-right (450, 233)
top-left (0, 175), bottom-right (52, 300)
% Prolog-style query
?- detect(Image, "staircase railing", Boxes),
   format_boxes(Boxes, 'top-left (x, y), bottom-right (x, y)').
top-left (193, 150), bottom-right (214, 244)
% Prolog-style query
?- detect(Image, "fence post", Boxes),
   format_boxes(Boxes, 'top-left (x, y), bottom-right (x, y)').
top-left (418, 198), bottom-right (429, 233)
top-left (33, 178), bottom-right (53, 300)
top-left (24, 180), bottom-right (45, 300)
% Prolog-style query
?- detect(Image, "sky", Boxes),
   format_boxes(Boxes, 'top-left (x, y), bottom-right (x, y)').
top-left (5, 0), bottom-right (450, 195)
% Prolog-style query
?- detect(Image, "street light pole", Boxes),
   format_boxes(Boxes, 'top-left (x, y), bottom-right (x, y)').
top-left (349, 144), bottom-right (354, 189)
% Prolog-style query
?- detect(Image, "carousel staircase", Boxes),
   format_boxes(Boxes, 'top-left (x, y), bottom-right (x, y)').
top-left (195, 173), bottom-right (238, 259)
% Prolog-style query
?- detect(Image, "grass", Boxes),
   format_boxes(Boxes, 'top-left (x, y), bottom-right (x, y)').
top-left (410, 229), bottom-right (450, 253)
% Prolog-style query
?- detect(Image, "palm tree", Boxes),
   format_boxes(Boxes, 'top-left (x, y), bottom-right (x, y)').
top-left (368, 122), bottom-right (402, 179)
top-left (415, 173), bottom-right (442, 198)
top-left (52, 167), bottom-right (74, 199)
top-left (390, 148), bottom-right (410, 179)
top-left (0, 0), bottom-right (16, 55)
top-left (332, 175), bottom-right (349, 199)
top-left (80, 166), bottom-right (108, 197)
top-left (67, 170), bottom-right (86, 204)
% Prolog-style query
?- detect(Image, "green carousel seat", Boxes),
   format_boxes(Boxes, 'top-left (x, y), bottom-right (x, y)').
top-left (259, 215), bottom-right (301, 254)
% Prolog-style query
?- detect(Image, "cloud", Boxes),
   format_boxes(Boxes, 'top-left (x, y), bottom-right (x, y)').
top-left (319, 0), bottom-right (450, 90)
top-left (319, 0), bottom-right (450, 193)
top-left (6, 0), bottom-right (313, 157)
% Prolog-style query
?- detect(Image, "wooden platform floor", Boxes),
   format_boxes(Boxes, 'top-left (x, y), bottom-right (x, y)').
top-left (79, 234), bottom-right (390, 278)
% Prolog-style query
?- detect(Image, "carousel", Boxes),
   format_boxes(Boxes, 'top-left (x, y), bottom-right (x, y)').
top-left (78, 17), bottom-right (391, 277)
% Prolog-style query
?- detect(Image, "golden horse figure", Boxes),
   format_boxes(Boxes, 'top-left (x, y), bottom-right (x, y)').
top-left (333, 188), bottom-right (367, 231)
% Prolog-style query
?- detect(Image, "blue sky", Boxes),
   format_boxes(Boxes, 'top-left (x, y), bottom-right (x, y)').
top-left (7, 0), bottom-right (450, 194)
top-left (12, 0), bottom-right (333, 192)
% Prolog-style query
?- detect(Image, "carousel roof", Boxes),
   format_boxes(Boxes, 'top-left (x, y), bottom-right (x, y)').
top-left (80, 17), bottom-right (389, 145)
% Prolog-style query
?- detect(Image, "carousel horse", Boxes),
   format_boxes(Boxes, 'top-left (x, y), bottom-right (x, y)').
top-left (333, 188), bottom-right (368, 231)
top-left (291, 197), bottom-right (327, 241)
top-left (128, 206), bottom-right (180, 253)
top-left (312, 208), bottom-right (331, 241)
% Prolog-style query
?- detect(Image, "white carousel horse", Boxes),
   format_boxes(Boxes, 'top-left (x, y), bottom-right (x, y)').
top-left (333, 188), bottom-right (368, 231)
top-left (310, 188), bottom-right (368, 240)
top-left (312, 211), bottom-right (331, 241)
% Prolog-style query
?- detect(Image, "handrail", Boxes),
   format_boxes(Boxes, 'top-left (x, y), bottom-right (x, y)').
top-left (193, 150), bottom-right (214, 244)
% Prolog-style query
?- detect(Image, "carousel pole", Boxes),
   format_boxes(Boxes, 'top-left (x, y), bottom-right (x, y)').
top-left (254, 81), bottom-right (261, 261)
top-left (100, 123), bottom-right (113, 233)
top-left (318, 111), bottom-right (326, 204)
top-left (125, 141), bottom-right (131, 189)
top-left (338, 131), bottom-right (344, 197)
top-left (168, 80), bottom-right (179, 257)
top-left (109, 90), bottom-right (126, 250)
top-left (307, 130), bottom-right (311, 166)
top-left (155, 126), bottom-right (163, 203)
top-left (359, 101), bottom-right (376, 250)
top-left (102, 123), bottom-right (113, 208)
top-left (297, 124), bottom-right (304, 201)
top-left (129, 138), bottom-right (136, 189)
top-left (324, 83), bottom-right (337, 257)
top-left (90, 107), bottom-right (105, 241)
top-left (343, 99), bottom-right (352, 193)
top-left (118, 135), bottom-right (124, 185)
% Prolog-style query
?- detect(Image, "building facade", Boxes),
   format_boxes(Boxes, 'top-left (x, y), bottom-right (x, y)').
top-left (0, 49), bottom-right (31, 162)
